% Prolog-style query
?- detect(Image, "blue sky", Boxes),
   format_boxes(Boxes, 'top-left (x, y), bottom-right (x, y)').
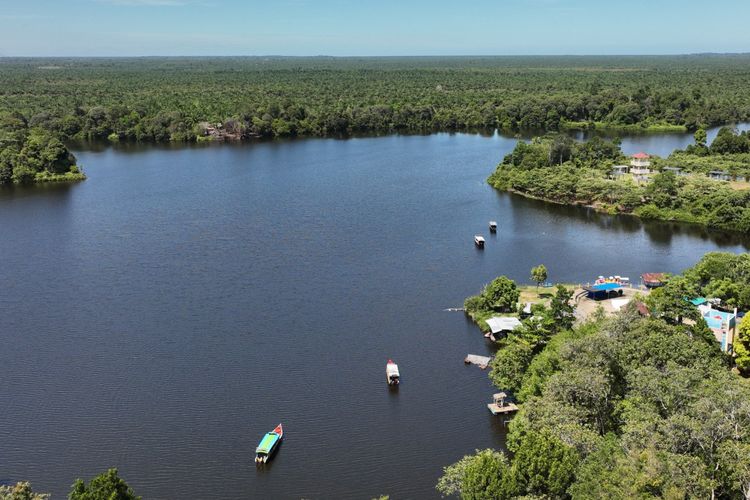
top-left (1, 0), bottom-right (749, 56)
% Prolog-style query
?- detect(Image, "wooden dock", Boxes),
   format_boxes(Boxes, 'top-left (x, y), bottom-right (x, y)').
top-left (464, 354), bottom-right (492, 369)
top-left (488, 402), bottom-right (519, 415)
top-left (487, 392), bottom-right (519, 415)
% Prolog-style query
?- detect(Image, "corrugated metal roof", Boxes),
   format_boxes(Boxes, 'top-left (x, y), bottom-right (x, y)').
top-left (486, 316), bottom-right (522, 334)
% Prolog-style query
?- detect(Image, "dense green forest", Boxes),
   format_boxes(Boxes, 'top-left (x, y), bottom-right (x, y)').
top-left (0, 111), bottom-right (83, 184)
top-left (440, 254), bottom-right (750, 499)
top-left (488, 127), bottom-right (750, 233)
top-left (2, 55), bottom-right (750, 144)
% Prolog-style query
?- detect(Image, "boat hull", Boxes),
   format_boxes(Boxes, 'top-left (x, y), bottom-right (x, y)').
top-left (255, 424), bottom-right (283, 465)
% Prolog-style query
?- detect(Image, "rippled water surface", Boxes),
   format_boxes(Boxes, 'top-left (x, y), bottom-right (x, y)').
top-left (1, 132), bottom-right (748, 499)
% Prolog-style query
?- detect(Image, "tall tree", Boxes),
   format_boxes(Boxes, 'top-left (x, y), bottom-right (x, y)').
top-left (735, 314), bottom-right (750, 375)
top-left (483, 276), bottom-right (520, 313)
top-left (549, 285), bottom-right (574, 331)
top-left (436, 449), bottom-right (515, 500)
top-left (69, 469), bottom-right (140, 500)
top-left (530, 264), bottom-right (548, 289)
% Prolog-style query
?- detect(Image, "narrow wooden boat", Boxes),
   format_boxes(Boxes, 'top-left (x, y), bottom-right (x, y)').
top-left (255, 423), bottom-right (283, 464)
top-left (386, 359), bottom-right (400, 385)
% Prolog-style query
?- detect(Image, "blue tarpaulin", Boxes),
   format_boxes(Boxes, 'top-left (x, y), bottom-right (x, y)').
top-left (592, 283), bottom-right (622, 291)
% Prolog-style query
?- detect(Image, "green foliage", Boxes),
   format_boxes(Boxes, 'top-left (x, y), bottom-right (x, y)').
top-left (569, 436), bottom-right (712, 499)
top-left (2, 55), bottom-right (750, 146)
top-left (549, 285), bottom-right (575, 331)
top-left (516, 324), bottom-right (598, 402)
top-left (482, 276), bottom-right (520, 313)
top-left (0, 113), bottom-right (82, 185)
top-left (530, 264), bottom-right (548, 288)
top-left (445, 253), bottom-right (750, 499)
top-left (69, 469), bottom-right (140, 500)
top-left (645, 276), bottom-right (700, 324)
top-left (436, 449), bottom-right (514, 500)
top-left (490, 128), bottom-right (750, 234)
top-left (489, 339), bottom-right (535, 394)
top-left (711, 126), bottom-right (750, 155)
top-left (509, 430), bottom-right (579, 497)
top-left (0, 482), bottom-right (49, 500)
top-left (736, 315), bottom-right (750, 375)
top-left (684, 252), bottom-right (750, 310)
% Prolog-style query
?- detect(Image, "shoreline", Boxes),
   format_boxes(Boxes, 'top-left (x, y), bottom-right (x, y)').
top-left (67, 121), bottom-right (706, 150)
top-left (495, 183), bottom-right (750, 237)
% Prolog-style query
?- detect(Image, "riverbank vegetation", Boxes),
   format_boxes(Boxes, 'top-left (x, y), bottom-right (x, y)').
top-left (2, 55), bottom-right (750, 145)
top-left (0, 469), bottom-right (138, 500)
top-left (0, 112), bottom-right (83, 185)
top-left (441, 254), bottom-right (750, 499)
top-left (488, 127), bottom-right (750, 233)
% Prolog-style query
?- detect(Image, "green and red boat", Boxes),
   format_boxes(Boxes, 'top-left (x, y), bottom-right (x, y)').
top-left (255, 423), bottom-right (283, 464)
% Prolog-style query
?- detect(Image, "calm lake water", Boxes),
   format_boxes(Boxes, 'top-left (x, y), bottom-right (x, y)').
top-left (1, 130), bottom-right (749, 499)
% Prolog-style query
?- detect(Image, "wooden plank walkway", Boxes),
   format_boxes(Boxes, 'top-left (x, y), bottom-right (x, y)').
top-left (487, 402), bottom-right (519, 415)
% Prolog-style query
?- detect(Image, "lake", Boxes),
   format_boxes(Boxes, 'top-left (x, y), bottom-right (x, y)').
top-left (1, 131), bottom-right (749, 499)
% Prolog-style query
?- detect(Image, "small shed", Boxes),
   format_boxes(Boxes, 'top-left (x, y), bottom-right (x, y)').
top-left (709, 170), bottom-right (731, 181)
top-left (662, 166), bottom-right (685, 176)
top-left (486, 316), bottom-right (522, 335)
top-left (487, 392), bottom-right (519, 415)
top-left (611, 165), bottom-right (629, 177)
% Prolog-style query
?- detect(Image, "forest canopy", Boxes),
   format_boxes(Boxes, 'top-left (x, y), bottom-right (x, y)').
top-left (488, 127), bottom-right (750, 234)
top-left (2, 55), bottom-right (750, 143)
top-left (0, 111), bottom-right (83, 184)
top-left (440, 255), bottom-right (750, 499)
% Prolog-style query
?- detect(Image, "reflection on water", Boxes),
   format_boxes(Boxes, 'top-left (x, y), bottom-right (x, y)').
top-left (0, 181), bottom-right (78, 201)
top-left (1, 131), bottom-right (749, 500)
top-left (569, 122), bottom-right (750, 157)
top-left (506, 193), bottom-right (750, 250)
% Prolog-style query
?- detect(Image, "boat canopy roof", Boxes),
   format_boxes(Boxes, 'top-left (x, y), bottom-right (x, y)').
top-left (591, 282), bottom-right (622, 292)
top-left (387, 364), bottom-right (400, 377)
top-left (256, 432), bottom-right (280, 454)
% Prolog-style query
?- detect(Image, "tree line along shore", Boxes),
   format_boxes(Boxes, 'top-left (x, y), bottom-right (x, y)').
top-left (2, 54), bottom-right (750, 184)
top-left (441, 253), bottom-right (750, 499)
top-left (489, 126), bottom-right (750, 234)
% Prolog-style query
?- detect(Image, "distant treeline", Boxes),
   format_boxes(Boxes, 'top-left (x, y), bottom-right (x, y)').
top-left (2, 55), bottom-right (750, 143)
top-left (488, 127), bottom-right (750, 233)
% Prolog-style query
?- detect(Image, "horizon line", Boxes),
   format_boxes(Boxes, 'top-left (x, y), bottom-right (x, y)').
top-left (2, 52), bottom-right (750, 59)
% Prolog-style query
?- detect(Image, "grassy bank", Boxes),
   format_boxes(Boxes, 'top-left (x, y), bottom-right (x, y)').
top-left (561, 120), bottom-right (687, 133)
top-left (33, 170), bottom-right (86, 183)
top-left (465, 283), bottom-right (575, 333)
